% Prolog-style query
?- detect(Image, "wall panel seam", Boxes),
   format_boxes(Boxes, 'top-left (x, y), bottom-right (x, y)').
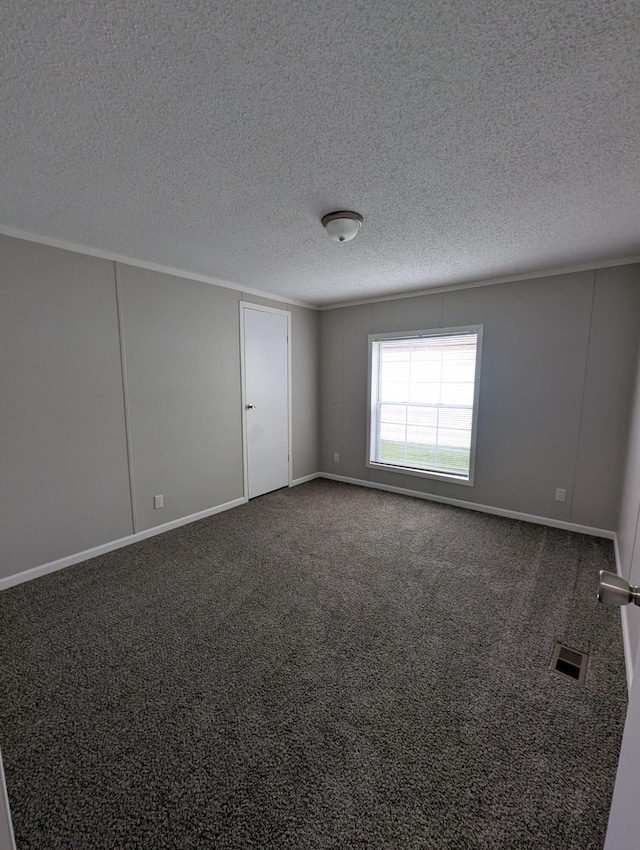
top-left (569, 270), bottom-right (596, 523)
top-left (114, 261), bottom-right (138, 534)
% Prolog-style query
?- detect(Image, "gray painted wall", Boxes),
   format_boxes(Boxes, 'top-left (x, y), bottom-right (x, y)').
top-left (117, 265), bottom-right (244, 531)
top-left (0, 236), bottom-right (320, 581)
top-left (290, 304), bottom-right (321, 481)
top-left (1, 230), bottom-right (636, 584)
top-left (573, 268), bottom-right (640, 529)
top-left (320, 265), bottom-right (640, 531)
top-left (0, 236), bottom-right (133, 577)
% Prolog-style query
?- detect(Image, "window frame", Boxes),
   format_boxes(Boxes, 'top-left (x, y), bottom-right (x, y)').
top-left (366, 325), bottom-right (483, 486)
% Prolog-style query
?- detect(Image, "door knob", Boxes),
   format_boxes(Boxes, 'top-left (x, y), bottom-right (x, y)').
top-left (597, 570), bottom-right (640, 607)
top-left (247, 403), bottom-right (256, 409)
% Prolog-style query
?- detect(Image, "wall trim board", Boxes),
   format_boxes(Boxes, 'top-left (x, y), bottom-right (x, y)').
top-left (320, 258), bottom-right (640, 310)
top-left (290, 473), bottom-right (321, 486)
top-left (0, 225), bottom-right (317, 311)
top-left (0, 497), bottom-right (247, 592)
top-left (614, 533), bottom-right (634, 693)
top-left (318, 472), bottom-right (615, 538)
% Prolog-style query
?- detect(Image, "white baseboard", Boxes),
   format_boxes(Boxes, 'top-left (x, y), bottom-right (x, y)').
top-left (290, 473), bottom-right (321, 487)
top-left (0, 497), bottom-right (247, 592)
top-left (614, 533), bottom-right (634, 693)
top-left (319, 472), bottom-right (615, 539)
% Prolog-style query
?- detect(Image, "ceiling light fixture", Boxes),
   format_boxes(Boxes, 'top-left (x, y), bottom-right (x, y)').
top-left (321, 210), bottom-right (363, 242)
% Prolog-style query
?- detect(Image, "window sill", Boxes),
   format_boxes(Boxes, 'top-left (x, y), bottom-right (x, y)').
top-left (367, 460), bottom-right (475, 487)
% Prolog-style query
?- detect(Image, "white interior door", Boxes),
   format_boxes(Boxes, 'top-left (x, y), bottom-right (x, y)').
top-left (604, 648), bottom-right (640, 849)
top-left (242, 305), bottom-right (290, 499)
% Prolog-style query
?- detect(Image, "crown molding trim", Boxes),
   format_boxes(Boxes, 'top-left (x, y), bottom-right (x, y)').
top-left (3, 224), bottom-right (638, 313)
top-left (0, 225), bottom-right (319, 310)
top-left (319, 256), bottom-right (640, 310)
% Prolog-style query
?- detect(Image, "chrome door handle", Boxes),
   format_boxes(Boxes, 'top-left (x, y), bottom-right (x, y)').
top-left (247, 404), bottom-right (256, 409)
top-left (597, 570), bottom-right (640, 607)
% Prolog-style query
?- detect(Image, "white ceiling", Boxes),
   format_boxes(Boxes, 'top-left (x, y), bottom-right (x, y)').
top-left (2, 0), bottom-right (639, 307)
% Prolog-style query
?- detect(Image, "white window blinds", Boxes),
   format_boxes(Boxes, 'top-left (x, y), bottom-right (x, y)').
top-left (369, 329), bottom-right (480, 480)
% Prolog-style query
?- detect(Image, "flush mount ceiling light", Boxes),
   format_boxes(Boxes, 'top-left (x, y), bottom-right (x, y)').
top-left (321, 210), bottom-right (363, 242)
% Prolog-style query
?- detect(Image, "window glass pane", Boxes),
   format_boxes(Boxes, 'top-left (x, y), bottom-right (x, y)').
top-left (440, 382), bottom-right (475, 406)
top-left (381, 343), bottom-right (410, 361)
top-left (410, 358), bottom-right (442, 381)
top-left (379, 423), bottom-right (406, 443)
top-left (406, 406), bottom-right (438, 428)
top-left (438, 427), bottom-right (472, 449)
top-left (406, 425), bottom-right (438, 445)
top-left (381, 382), bottom-right (410, 402)
top-left (408, 382), bottom-right (441, 403)
top-left (370, 329), bottom-right (480, 480)
top-left (409, 346), bottom-right (439, 363)
top-left (441, 359), bottom-right (475, 383)
top-left (381, 361), bottom-right (410, 384)
top-left (379, 403), bottom-right (406, 425)
top-left (436, 449), bottom-right (470, 473)
top-left (437, 408), bottom-right (472, 430)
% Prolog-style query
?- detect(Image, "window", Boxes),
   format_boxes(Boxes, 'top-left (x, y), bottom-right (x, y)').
top-left (367, 326), bottom-right (482, 485)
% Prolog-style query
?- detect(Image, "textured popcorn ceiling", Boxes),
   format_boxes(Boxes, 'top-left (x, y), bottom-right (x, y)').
top-left (2, 0), bottom-right (639, 306)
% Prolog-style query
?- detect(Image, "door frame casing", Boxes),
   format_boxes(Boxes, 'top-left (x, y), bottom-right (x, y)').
top-left (239, 301), bottom-right (293, 500)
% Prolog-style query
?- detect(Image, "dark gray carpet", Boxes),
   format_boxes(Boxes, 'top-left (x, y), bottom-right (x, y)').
top-left (0, 480), bottom-right (628, 849)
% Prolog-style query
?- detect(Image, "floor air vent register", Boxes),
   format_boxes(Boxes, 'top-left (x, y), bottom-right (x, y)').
top-left (550, 642), bottom-right (588, 684)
